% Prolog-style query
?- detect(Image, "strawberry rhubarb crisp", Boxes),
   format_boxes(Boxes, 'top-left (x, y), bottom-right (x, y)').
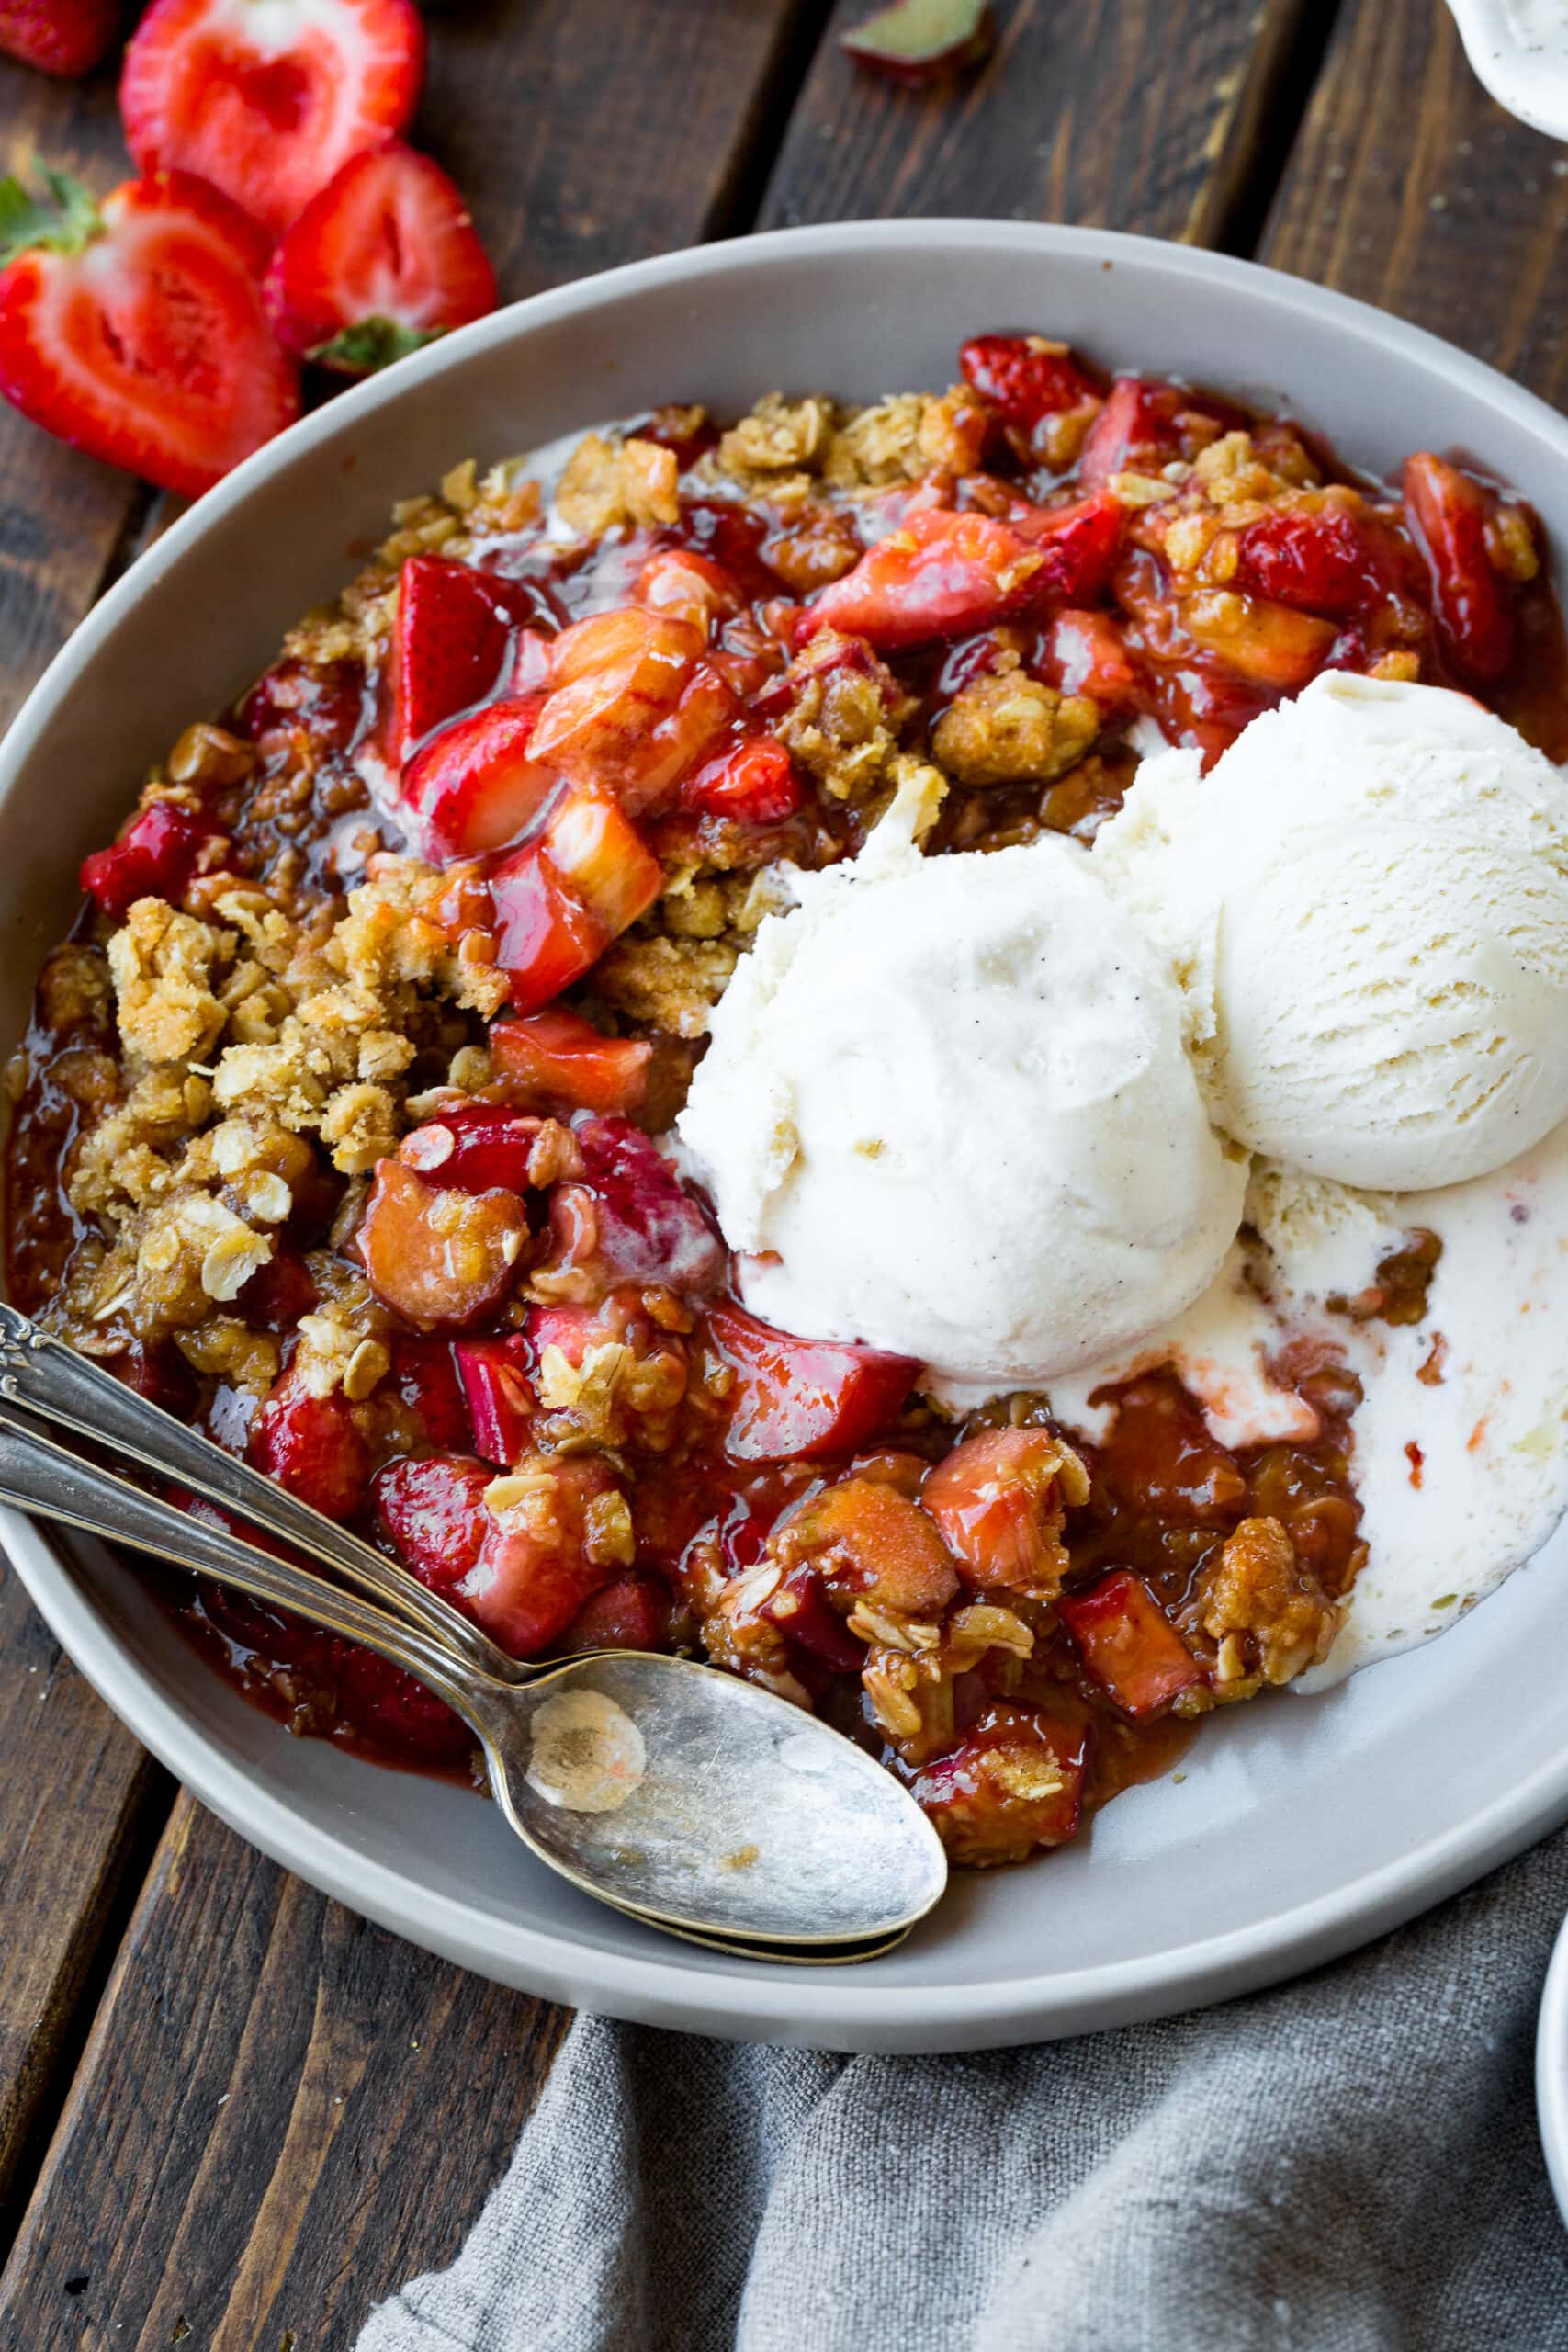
top-left (8, 333), bottom-right (1567, 1867)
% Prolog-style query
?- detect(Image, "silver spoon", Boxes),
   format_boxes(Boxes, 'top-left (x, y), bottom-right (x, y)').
top-left (0, 1403), bottom-right (948, 1956)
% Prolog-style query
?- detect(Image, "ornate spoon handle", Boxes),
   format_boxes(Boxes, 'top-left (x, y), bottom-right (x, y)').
top-left (0, 1303), bottom-right (522, 1683)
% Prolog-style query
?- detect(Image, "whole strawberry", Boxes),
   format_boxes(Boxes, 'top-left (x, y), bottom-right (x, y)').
top-left (0, 0), bottom-right (119, 77)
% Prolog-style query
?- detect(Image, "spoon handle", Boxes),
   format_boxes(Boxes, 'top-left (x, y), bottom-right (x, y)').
top-left (0, 1303), bottom-right (520, 1683)
top-left (0, 1407), bottom-right (486, 1724)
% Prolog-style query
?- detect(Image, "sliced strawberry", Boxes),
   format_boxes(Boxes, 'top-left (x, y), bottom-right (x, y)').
top-left (575, 1116), bottom-right (726, 1293)
top-left (491, 1008), bottom-right (651, 1115)
top-left (559, 1570), bottom-right (671, 1655)
top-left (911, 1702), bottom-right (1089, 1862)
top-left (486, 842), bottom-right (606, 1016)
top-left (1032, 607), bottom-right (1137, 707)
top-left (458, 1453), bottom-right (624, 1657)
top-left (249, 1363), bottom-right (371, 1522)
top-left (401, 694), bottom-right (556, 862)
top-left (1077, 376), bottom-right (1238, 485)
top-left (80, 797), bottom-right (222, 919)
top-left (803, 507), bottom-right (1045, 651)
top-left (374, 1451), bottom-right (491, 1600)
top-left (1057, 1571), bottom-right (1203, 1720)
top-left (399, 1102), bottom-right (540, 1194)
top-left (357, 1159), bottom-right (529, 1333)
top-left (121, 0), bottom-right (424, 243)
top-left (1403, 451), bottom-right (1517, 683)
top-left (1010, 490), bottom-right (1123, 605)
top-left (921, 1427), bottom-right (1079, 1594)
top-left (454, 1334), bottom-right (536, 1466)
top-left (960, 332), bottom-right (1099, 430)
top-left (1233, 504), bottom-right (1386, 622)
top-left (703, 1303), bottom-right (919, 1463)
top-left (389, 1334), bottom-right (469, 1449)
top-left (387, 554), bottom-right (522, 763)
top-left (681, 733), bottom-right (801, 824)
top-left (0, 170), bottom-right (298, 498)
top-left (263, 138), bottom-right (494, 373)
top-left (0, 0), bottom-right (119, 76)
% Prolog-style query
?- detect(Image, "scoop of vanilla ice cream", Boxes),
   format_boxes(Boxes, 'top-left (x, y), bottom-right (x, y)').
top-left (676, 808), bottom-right (1247, 1396)
top-left (1095, 673), bottom-right (1568, 1191)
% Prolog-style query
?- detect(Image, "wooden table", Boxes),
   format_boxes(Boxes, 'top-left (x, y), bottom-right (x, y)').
top-left (0, 1), bottom-right (1562, 2337)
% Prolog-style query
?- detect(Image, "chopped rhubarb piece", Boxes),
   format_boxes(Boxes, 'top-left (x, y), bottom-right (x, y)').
top-left (530, 606), bottom-right (723, 811)
top-left (1178, 588), bottom-right (1337, 690)
top-left (1033, 606), bottom-right (1137, 706)
top-left (249, 1364), bottom-right (371, 1522)
top-left (633, 547), bottom-right (741, 633)
top-left (803, 507), bottom-right (1046, 651)
top-left (575, 1117), bottom-right (727, 1292)
top-left (388, 554), bottom-right (521, 761)
top-left (776, 1476), bottom-right (960, 1618)
top-left (1010, 491), bottom-right (1124, 605)
top-left (374, 1451), bottom-right (491, 1599)
top-left (490, 1009), bottom-right (651, 1115)
top-left (399, 1102), bottom-right (540, 1194)
top-left (921, 1426), bottom-right (1084, 1594)
top-left (401, 694), bottom-right (555, 862)
top-left (757, 1566), bottom-right (868, 1673)
top-left (80, 799), bottom-right (220, 921)
top-left (540, 788), bottom-right (664, 937)
top-left (459, 1453), bottom-right (625, 1657)
top-left (911, 1702), bottom-right (1089, 1862)
top-left (1403, 451), bottom-right (1517, 683)
top-left (704, 1303), bottom-right (920, 1463)
top-left (357, 1160), bottom-right (529, 1333)
top-left (389, 1336), bottom-right (469, 1449)
top-left (840, 0), bottom-right (995, 82)
top-left (455, 1334), bottom-right (536, 1466)
top-left (559, 1570), bottom-right (671, 1655)
top-left (486, 842), bottom-right (606, 1015)
top-left (682, 734), bottom-right (801, 824)
top-left (1057, 1571), bottom-right (1203, 1720)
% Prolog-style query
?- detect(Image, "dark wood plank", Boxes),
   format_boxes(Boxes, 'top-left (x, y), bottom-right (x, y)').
top-left (1263, 0), bottom-right (1568, 401)
top-left (0, 1566), bottom-right (167, 2225)
top-left (0, 1796), bottom-right (570, 2348)
top-left (760, 0), bottom-right (1324, 246)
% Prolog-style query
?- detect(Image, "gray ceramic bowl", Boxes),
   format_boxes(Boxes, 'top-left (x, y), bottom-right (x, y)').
top-left (7, 220), bottom-right (1568, 2052)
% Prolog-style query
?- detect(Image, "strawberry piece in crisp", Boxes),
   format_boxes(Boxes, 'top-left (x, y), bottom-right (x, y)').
top-left (389, 1336), bottom-right (470, 1450)
top-left (485, 789), bottom-right (663, 1014)
top-left (574, 1117), bottom-right (727, 1292)
top-left (374, 1452), bottom-right (491, 1600)
top-left (263, 139), bottom-right (496, 374)
top-left (459, 1453), bottom-right (626, 1658)
top-left (912, 1704), bottom-right (1089, 1862)
top-left (803, 507), bottom-right (1048, 651)
top-left (1403, 450), bottom-right (1517, 684)
top-left (80, 797), bottom-right (223, 919)
top-left (1033, 607), bottom-right (1138, 707)
top-left (559, 1571), bottom-right (671, 1656)
top-left (401, 694), bottom-right (555, 861)
top-left (681, 734), bottom-right (801, 824)
top-left (922, 1426), bottom-right (1082, 1595)
top-left (960, 333), bottom-right (1100, 430)
top-left (0, 170), bottom-right (299, 498)
top-left (121, 0), bottom-right (425, 243)
top-left (249, 1363), bottom-right (372, 1523)
top-left (399, 1102), bottom-right (541, 1195)
top-left (388, 554), bottom-right (525, 763)
top-left (0, 0), bottom-right (119, 76)
top-left (1010, 491), bottom-right (1124, 606)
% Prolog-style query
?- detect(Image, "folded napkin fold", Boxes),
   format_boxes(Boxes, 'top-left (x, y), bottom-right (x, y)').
top-left (360, 1827), bottom-right (1568, 2352)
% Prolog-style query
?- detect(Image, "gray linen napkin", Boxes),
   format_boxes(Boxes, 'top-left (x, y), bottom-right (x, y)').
top-left (359, 1826), bottom-right (1568, 2352)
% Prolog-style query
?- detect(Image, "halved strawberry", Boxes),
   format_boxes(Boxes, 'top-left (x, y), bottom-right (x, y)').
top-left (703, 1304), bottom-right (919, 1463)
top-left (374, 1451), bottom-right (491, 1601)
top-left (575, 1116), bottom-right (727, 1292)
top-left (559, 1570), bottom-right (671, 1656)
top-left (961, 332), bottom-right (1099, 428)
top-left (681, 733), bottom-right (800, 824)
top-left (389, 1334), bottom-right (469, 1450)
top-left (803, 507), bottom-right (1045, 651)
top-left (0, 0), bottom-right (119, 76)
top-left (401, 694), bottom-right (555, 862)
top-left (490, 1008), bottom-right (651, 1115)
top-left (249, 1362), bottom-right (371, 1522)
top-left (120, 0), bottom-right (424, 243)
top-left (388, 554), bottom-right (522, 763)
top-left (0, 169), bottom-right (298, 498)
top-left (264, 139), bottom-right (496, 373)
